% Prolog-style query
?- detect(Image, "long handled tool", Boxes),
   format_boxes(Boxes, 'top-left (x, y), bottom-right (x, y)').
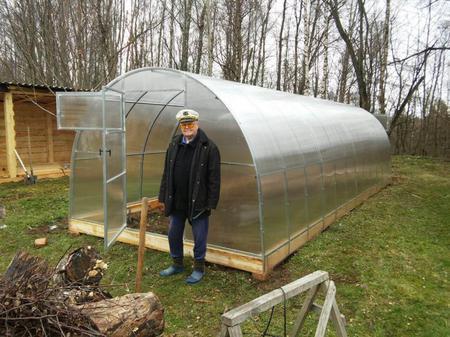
top-left (26, 127), bottom-right (37, 184)
top-left (14, 149), bottom-right (35, 184)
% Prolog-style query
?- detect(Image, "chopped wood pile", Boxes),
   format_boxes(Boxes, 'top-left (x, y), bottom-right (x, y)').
top-left (0, 247), bottom-right (164, 337)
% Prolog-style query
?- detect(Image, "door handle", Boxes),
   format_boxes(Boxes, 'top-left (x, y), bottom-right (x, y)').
top-left (99, 149), bottom-right (112, 157)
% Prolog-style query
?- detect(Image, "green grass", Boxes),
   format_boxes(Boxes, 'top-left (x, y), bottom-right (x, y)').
top-left (0, 155), bottom-right (449, 336)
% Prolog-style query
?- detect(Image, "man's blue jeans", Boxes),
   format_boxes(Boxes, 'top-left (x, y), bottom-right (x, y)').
top-left (168, 213), bottom-right (209, 261)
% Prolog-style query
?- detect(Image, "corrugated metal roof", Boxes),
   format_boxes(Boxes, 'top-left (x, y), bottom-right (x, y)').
top-left (0, 81), bottom-right (86, 92)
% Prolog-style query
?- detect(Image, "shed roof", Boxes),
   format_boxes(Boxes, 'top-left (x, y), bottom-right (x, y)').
top-left (0, 81), bottom-right (77, 92)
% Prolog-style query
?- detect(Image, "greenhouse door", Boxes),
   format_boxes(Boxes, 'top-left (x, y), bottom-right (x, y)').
top-left (56, 87), bottom-right (127, 249)
top-left (102, 119), bottom-right (127, 249)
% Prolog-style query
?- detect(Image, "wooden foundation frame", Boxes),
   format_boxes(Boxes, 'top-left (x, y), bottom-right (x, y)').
top-left (68, 181), bottom-right (388, 278)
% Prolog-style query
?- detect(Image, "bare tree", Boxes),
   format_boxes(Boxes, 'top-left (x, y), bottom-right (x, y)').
top-left (180, 0), bottom-right (194, 71)
top-left (276, 0), bottom-right (288, 90)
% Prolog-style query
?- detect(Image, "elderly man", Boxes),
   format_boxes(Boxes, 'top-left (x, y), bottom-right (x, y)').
top-left (158, 109), bottom-right (221, 284)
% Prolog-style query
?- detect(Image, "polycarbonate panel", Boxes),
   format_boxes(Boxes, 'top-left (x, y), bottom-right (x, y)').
top-left (57, 92), bottom-right (122, 130)
top-left (141, 153), bottom-right (165, 198)
top-left (335, 157), bottom-right (349, 207)
top-left (260, 173), bottom-right (289, 252)
top-left (286, 167), bottom-right (308, 236)
top-left (125, 89), bottom-right (185, 106)
top-left (145, 104), bottom-right (181, 153)
top-left (70, 131), bottom-right (103, 223)
top-left (105, 175), bottom-right (126, 244)
top-left (305, 164), bottom-right (323, 225)
top-left (106, 131), bottom-right (125, 179)
top-left (322, 161), bottom-right (337, 216)
top-left (125, 102), bottom-right (157, 153)
top-left (185, 164), bottom-right (261, 254)
top-left (184, 78), bottom-right (253, 165)
top-left (110, 68), bottom-right (186, 107)
top-left (126, 155), bottom-right (143, 202)
top-left (57, 93), bottom-right (102, 129)
top-left (104, 93), bottom-right (122, 129)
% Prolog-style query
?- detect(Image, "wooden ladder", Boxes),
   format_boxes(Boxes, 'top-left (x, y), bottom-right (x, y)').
top-left (219, 270), bottom-right (347, 337)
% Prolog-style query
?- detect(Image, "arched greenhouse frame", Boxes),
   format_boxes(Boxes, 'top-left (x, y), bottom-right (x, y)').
top-left (57, 68), bottom-right (391, 277)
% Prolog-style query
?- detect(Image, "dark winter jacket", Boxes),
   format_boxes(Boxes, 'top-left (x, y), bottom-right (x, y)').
top-left (158, 128), bottom-right (221, 221)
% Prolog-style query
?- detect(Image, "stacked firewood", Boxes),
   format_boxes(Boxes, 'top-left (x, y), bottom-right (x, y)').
top-left (0, 247), bottom-right (164, 337)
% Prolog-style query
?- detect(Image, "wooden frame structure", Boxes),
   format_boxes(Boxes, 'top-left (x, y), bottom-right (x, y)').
top-left (219, 271), bottom-right (347, 337)
top-left (1, 83), bottom-right (75, 183)
top-left (68, 182), bottom-right (387, 279)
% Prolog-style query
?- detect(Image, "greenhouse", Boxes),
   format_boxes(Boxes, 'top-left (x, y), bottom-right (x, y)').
top-left (57, 67), bottom-right (391, 277)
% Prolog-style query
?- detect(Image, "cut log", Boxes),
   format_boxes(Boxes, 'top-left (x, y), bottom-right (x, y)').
top-left (77, 292), bottom-right (164, 337)
top-left (56, 246), bottom-right (107, 285)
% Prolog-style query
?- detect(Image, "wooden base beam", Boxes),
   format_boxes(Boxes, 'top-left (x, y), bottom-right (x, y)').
top-left (69, 219), bottom-right (265, 274)
top-left (69, 182), bottom-right (387, 277)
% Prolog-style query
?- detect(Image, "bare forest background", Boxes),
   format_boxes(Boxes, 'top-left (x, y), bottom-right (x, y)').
top-left (1, 0), bottom-right (449, 157)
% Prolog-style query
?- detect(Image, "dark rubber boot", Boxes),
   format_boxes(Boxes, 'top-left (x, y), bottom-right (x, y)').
top-left (186, 259), bottom-right (205, 284)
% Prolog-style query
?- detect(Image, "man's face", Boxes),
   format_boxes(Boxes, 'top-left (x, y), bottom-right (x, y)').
top-left (180, 120), bottom-right (199, 140)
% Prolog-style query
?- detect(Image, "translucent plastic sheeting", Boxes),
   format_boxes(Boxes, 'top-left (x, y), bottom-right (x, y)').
top-left (285, 167), bottom-right (308, 239)
top-left (103, 96), bottom-right (127, 249)
top-left (57, 93), bottom-right (122, 130)
top-left (106, 174), bottom-right (126, 244)
top-left (65, 68), bottom-right (390, 257)
top-left (260, 173), bottom-right (289, 253)
top-left (185, 164), bottom-right (261, 253)
top-left (70, 130), bottom-right (103, 223)
top-left (58, 88), bottom-right (127, 249)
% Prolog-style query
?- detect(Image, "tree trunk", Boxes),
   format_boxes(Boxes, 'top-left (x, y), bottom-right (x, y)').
top-left (195, 2), bottom-right (207, 74)
top-left (276, 0), bottom-right (288, 90)
top-left (77, 293), bottom-right (164, 337)
top-left (320, 15), bottom-right (330, 99)
top-left (377, 0), bottom-right (390, 114)
top-left (180, 0), bottom-right (194, 71)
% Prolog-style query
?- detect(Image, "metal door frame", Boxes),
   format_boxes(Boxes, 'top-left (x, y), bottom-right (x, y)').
top-left (101, 86), bottom-right (127, 249)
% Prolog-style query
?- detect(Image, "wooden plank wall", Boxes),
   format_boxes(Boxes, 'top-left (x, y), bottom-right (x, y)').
top-left (1, 98), bottom-right (74, 175)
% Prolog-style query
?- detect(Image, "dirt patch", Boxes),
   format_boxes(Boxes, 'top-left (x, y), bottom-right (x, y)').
top-left (27, 218), bottom-right (68, 235)
top-left (127, 208), bottom-right (169, 235)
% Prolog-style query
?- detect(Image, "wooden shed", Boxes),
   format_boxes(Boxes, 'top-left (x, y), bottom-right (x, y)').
top-left (1, 82), bottom-right (75, 183)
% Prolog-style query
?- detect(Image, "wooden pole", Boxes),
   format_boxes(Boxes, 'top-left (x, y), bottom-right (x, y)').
top-left (135, 197), bottom-right (149, 293)
top-left (4, 92), bottom-right (17, 178)
top-left (46, 114), bottom-right (54, 163)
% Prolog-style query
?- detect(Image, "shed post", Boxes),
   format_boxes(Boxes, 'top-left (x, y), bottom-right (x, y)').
top-left (46, 113), bottom-right (54, 163)
top-left (4, 92), bottom-right (17, 178)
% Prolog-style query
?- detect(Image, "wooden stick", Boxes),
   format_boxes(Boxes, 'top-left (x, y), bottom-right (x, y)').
top-left (135, 197), bottom-right (148, 292)
top-left (314, 281), bottom-right (336, 337)
top-left (290, 284), bottom-right (320, 337)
